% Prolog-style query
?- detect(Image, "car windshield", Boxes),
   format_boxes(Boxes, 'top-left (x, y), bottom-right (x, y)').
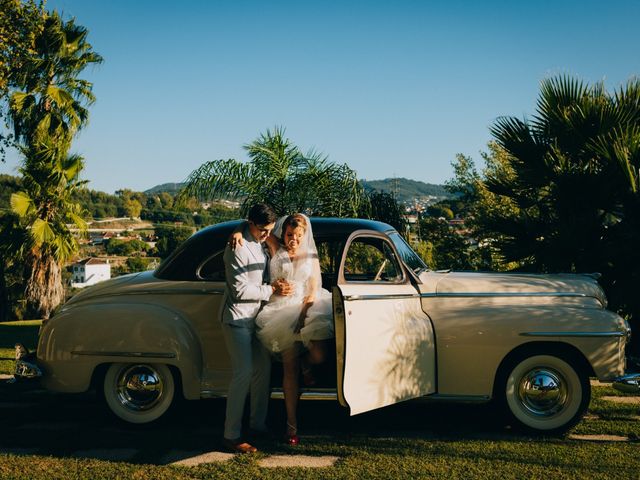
top-left (388, 232), bottom-right (429, 273)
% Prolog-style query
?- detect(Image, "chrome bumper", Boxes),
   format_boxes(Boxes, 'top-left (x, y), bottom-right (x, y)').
top-left (14, 358), bottom-right (42, 379)
top-left (7, 343), bottom-right (42, 383)
top-left (612, 373), bottom-right (640, 394)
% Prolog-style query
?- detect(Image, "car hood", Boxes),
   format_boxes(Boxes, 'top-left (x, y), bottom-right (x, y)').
top-left (420, 271), bottom-right (607, 306)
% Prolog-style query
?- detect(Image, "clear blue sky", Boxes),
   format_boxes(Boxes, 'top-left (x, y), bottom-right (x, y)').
top-left (2, 0), bottom-right (640, 193)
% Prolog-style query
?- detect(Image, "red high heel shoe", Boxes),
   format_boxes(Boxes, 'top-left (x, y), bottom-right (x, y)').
top-left (285, 422), bottom-right (299, 446)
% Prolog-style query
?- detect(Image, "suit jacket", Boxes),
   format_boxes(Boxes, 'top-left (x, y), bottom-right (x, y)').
top-left (222, 226), bottom-right (273, 328)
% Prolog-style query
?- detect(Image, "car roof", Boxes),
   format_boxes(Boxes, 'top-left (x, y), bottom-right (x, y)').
top-left (309, 217), bottom-right (396, 236)
top-left (155, 217), bottom-right (397, 280)
top-left (192, 217), bottom-right (396, 241)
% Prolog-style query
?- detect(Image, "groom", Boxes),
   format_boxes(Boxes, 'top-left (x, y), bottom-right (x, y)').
top-left (221, 203), bottom-right (292, 453)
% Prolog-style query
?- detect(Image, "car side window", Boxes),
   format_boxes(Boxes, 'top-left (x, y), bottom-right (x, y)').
top-left (316, 240), bottom-right (343, 274)
top-left (316, 239), bottom-right (344, 290)
top-left (343, 237), bottom-right (403, 282)
top-left (198, 250), bottom-right (225, 281)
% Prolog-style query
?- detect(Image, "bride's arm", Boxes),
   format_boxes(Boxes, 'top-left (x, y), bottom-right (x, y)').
top-left (304, 258), bottom-right (321, 304)
top-left (295, 258), bottom-right (320, 332)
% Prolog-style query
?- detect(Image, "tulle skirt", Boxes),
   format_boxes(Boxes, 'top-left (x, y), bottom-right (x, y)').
top-left (255, 289), bottom-right (334, 354)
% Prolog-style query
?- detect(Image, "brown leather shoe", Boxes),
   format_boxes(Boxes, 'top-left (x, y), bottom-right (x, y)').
top-left (223, 438), bottom-right (258, 454)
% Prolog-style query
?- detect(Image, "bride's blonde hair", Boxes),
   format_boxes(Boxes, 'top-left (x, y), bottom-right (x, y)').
top-left (282, 213), bottom-right (307, 234)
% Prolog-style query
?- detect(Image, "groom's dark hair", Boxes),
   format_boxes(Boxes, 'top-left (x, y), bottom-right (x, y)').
top-left (247, 203), bottom-right (277, 226)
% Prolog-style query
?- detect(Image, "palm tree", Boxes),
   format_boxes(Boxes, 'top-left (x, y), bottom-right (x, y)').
top-left (180, 127), bottom-right (363, 217)
top-left (486, 76), bottom-right (637, 272)
top-left (10, 141), bottom-right (87, 318)
top-left (470, 75), bottom-right (640, 351)
top-left (6, 10), bottom-right (101, 318)
top-left (9, 11), bottom-right (103, 150)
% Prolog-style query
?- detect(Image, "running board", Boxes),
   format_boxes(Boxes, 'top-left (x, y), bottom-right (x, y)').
top-left (419, 393), bottom-right (491, 404)
top-left (199, 387), bottom-right (338, 401)
top-left (270, 388), bottom-right (337, 401)
top-left (201, 388), bottom-right (490, 404)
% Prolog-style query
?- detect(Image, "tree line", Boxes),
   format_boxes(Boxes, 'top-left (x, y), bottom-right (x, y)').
top-left (1, 174), bottom-right (239, 225)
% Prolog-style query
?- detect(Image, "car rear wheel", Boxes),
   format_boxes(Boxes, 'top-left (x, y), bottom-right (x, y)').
top-left (501, 353), bottom-right (590, 434)
top-left (103, 363), bottom-right (175, 424)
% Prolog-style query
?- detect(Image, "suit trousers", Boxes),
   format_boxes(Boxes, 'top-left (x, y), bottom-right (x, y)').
top-left (222, 322), bottom-right (271, 440)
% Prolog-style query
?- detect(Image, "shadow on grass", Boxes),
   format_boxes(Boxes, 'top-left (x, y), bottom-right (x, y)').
top-left (0, 385), bottom-right (516, 465)
top-left (1, 381), bottom-right (638, 472)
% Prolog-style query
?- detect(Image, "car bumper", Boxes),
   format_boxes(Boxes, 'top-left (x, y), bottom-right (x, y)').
top-left (11, 345), bottom-right (43, 382)
top-left (612, 373), bottom-right (640, 393)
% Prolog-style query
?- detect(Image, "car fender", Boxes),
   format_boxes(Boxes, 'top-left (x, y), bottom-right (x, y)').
top-left (38, 302), bottom-right (203, 399)
top-left (426, 300), bottom-right (628, 397)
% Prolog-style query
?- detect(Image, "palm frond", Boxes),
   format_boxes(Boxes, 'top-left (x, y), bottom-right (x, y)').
top-left (179, 158), bottom-right (250, 203)
top-left (589, 125), bottom-right (640, 193)
top-left (30, 218), bottom-right (55, 245)
top-left (10, 191), bottom-right (33, 217)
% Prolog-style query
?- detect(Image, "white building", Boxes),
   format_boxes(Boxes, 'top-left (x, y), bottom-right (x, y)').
top-left (71, 258), bottom-right (111, 288)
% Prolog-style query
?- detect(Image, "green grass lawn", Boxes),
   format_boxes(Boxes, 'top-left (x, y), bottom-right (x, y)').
top-left (0, 321), bottom-right (638, 479)
top-left (0, 438), bottom-right (638, 480)
top-left (0, 429), bottom-right (638, 480)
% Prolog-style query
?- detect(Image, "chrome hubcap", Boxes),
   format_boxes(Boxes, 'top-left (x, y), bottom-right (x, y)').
top-left (115, 365), bottom-right (163, 411)
top-left (517, 368), bottom-right (567, 417)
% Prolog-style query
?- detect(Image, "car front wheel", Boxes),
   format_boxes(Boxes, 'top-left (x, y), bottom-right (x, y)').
top-left (103, 363), bottom-right (175, 424)
top-left (502, 353), bottom-right (590, 434)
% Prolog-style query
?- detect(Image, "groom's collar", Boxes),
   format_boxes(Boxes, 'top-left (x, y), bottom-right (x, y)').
top-left (243, 224), bottom-right (259, 244)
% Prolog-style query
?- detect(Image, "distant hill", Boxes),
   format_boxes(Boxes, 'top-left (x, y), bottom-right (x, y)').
top-left (362, 178), bottom-right (451, 203)
top-left (145, 177), bottom-right (452, 203)
top-left (144, 183), bottom-right (185, 195)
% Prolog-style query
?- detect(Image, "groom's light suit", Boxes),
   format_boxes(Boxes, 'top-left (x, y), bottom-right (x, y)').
top-left (221, 225), bottom-right (273, 440)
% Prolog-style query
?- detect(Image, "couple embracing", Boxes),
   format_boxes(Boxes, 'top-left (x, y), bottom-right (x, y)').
top-left (221, 204), bottom-right (333, 453)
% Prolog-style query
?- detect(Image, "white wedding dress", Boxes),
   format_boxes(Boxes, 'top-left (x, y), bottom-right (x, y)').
top-left (255, 218), bottom-right (334, 354)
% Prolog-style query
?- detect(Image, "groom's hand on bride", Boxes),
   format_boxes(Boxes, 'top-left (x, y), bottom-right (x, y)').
top-left (272, 279), bottom-right (293, 296)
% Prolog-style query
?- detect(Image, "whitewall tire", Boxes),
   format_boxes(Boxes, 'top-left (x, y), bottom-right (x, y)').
top-left (502, 353), bottom-right (590, 433)
top-left (103, 363), bottom-right (175, 424)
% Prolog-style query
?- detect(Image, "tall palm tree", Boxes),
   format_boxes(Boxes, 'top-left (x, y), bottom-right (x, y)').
top-left (10, 141), bottom-right (87, 318)
top-left (9, 11), bottom-right (102, 150)
top-left (474, 75), bottom-right (640, 350)
top-left (6, 10), bottom-right (101, 318)
top-left (487, 76), bottom-right (636, 272)
top-left (180, 127), bottom-right (363, 217)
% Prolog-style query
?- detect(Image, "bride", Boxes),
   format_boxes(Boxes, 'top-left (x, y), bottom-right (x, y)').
top-left (232, 213), bottom-right (333, 445)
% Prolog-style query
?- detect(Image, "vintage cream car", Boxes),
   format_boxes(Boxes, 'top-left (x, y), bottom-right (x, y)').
top-left (29, 218), bottom-right (638, 433)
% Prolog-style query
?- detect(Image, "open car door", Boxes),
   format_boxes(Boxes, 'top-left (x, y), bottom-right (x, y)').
top-left (334, 231), bottom-right (436, 415)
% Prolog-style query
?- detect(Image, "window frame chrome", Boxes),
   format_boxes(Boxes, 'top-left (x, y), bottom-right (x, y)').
top-left (338, 230), bottom-right (409, 286)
